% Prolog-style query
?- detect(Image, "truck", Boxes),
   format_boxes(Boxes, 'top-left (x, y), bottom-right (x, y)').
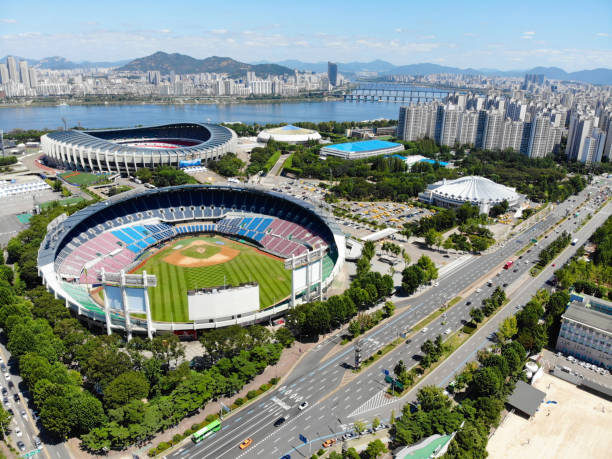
top-left (503, 260), bottom-right (514, 269)
top-left (571, 238), bottom-right (579, 246)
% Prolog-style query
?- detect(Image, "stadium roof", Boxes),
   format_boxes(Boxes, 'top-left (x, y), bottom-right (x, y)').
top-left (44, 123), bottom-right (235, 156)
top-left (428, 176), bottom-right (519, 203)
top-left (257, 124), bottom-right (321, 143)
top-left (325, 139), bottom-right (401, 153)
top-left (506, 380), bottom-right (546, 417)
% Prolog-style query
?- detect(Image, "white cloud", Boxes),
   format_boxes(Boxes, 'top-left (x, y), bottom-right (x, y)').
top-left (210, 29), bottom-right (227, 35)
top-left (159, 29), bottom-right (171, 34)
top-left (596, 32), bottom-right (609, 37)
top-left (0, 18), bottom-right (16, 24)
top-left (522, 31), bottom-right (535, 40)
top-left (420, 35), bottom-right (436, 40)
top-left (463, 32), bottom-right (477, 37)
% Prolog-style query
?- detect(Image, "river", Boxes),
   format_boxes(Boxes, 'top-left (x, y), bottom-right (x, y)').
top-left (0, 100), bottom-right (402, 131)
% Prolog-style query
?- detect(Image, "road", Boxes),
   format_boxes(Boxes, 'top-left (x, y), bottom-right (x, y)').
top-left (0, 336), bottom-right (73, 459)
top-left (168, 178), bottom-right (611, 459)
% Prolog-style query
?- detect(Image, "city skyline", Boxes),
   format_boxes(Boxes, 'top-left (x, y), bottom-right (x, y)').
top-left (1, 0), bottom-right (611, 71)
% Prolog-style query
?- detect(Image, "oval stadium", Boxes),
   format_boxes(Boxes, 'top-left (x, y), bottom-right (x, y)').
top-left (37, 185), bottom-right (345, 338)
top-left (41, 123), bottom-right (237, 175)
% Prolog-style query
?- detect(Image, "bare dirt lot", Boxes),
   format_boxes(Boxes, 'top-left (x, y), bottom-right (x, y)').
top-left (487, 372), bottom-right (612, 459)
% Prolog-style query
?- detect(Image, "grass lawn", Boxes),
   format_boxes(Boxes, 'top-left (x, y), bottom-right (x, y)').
top-left (40, 196), bottom-right (86, 210)
top-left (134, 235), bottom-right (291, 322)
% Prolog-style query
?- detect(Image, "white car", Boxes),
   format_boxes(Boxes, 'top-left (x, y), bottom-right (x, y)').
top-left (3, 373), bottom-right (9, 381)
top-left (421, 327), bottom-right (428, 333)
top-left (14, 427), bottom-right (22, 437)
top-left (20, 409), bottom-right (27, 419)
top-left (444, 328), bottom-right (452, 335)
top-left (298, 401), bottom-right (309, 410)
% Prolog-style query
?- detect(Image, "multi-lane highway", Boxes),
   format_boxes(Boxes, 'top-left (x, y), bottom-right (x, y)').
top-left (167, 177), bottom-right (611, 459)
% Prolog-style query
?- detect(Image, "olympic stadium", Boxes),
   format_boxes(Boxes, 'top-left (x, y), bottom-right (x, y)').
top-left (41, 123), bottom-right (237, 175)
top-left (37, 185), bottom-right (345, 338)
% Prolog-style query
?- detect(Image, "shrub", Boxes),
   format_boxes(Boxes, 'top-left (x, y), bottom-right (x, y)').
top-left (462, 324), bottom-right (477, 334)
top-left (172, 434), bottom-right (183, 443)
top-left (148, 449), bottom-right (156, 457)
top-left (247, 390), bottom-right (258, 400)
top-left (192, 423), bottom-right (201, 430)
top-left (157, 442), bottom-right (170, 452)
top-left (269, 377), bottom-right (280, 385)
top-left (205, 414), bottom-right (217, 423)
top-left (235, 398), bottom-right (245, 406)
top-left (318, 448), bottom-right (325, 455)
top-left (259, 383), bottom-right (270, 392)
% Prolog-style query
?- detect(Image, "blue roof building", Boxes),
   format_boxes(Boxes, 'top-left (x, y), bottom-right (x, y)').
top-left (320, 139), bottom-right (404, 160)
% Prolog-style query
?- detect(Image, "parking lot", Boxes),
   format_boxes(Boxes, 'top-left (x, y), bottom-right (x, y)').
top-left (541, 349), bottom-right (611, 386)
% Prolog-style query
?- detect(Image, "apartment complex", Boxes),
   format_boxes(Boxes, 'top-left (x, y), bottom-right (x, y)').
top-left (397, 98), bottom-right (564, 158)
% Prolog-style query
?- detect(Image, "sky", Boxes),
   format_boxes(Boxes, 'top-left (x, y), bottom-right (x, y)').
top-left (1, 0), bottom-right (611, 71)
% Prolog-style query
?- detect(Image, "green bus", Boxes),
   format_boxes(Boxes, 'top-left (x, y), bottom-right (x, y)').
top-left (192, 419), bottom-right (222, 443)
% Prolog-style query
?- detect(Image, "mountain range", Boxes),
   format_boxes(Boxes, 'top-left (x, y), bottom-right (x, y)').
top-left (117, 52), bottom-right (292, 78)
top-left (3, 52), bottom-right (611, 84)
top-left (254, 60), bottom-right (612, 85)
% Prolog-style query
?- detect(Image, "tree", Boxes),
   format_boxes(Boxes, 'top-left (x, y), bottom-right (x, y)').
top-left (497, 316), bottom-right (518, 343)
top-left (353, 420), bottom-right (367, 434)
top-left (372, 416), bottom-right (380, 429)
top-left (416, 386), bottom-right (451, 412)
top-left (348, 320), bottom-right (361, 338)
top-left (472, 366), bottom-right (503, 397)
top-left (275, 327), bottom-right (295, 348)
top-left (104, 371), bottom-right (150, 410)
top-left (469, 307), bottom-right (484, 324)
top-left (0, 406), bottom-right (11, 440)
top-left (364, 439), bottom-right (388, 458)
top-left (383, 301), bottom-right (395, 318)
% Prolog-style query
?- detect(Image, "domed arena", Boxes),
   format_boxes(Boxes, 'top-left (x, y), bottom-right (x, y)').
top-left (41, 123), bottom-right (237, 175)
top-left (38, 185), bottom-right (345, 338)
top-left (419, 176), bottom-right (521, 213)
top-left (257, 124), bottom-right (321, 144)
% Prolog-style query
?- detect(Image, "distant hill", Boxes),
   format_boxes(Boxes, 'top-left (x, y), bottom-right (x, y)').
top-left (118, 52), bottom-right (292, 78)
top-left (259, 59), bottom-right (612, 85)
top-left (1, 55), bottom-right (129, 69)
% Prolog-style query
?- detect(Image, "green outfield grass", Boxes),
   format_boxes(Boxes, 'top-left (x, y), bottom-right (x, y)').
top-left (134, 235), bottom-right (291, 322)
top-left (59, 171), bottom-right (107, 186)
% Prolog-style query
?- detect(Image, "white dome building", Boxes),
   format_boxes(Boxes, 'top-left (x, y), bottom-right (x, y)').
top-left (257, 125), bottom-right (321, 144)
top-left (419, 176), bottom-right (521, 213)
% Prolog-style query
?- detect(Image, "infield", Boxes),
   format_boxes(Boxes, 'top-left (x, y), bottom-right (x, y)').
top-left (133, 235), bottom-right (291, 322)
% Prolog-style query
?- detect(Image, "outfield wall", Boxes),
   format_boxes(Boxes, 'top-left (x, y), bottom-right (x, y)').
top-left (188, 284), bottom-right (260, 321)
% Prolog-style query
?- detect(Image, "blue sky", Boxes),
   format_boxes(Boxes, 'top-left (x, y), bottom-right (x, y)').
top-left (1, 0), bottom-right (610, 70)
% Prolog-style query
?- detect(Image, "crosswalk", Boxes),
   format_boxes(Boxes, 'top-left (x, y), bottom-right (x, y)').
top-left (347, 389), bottom-right (396, 418)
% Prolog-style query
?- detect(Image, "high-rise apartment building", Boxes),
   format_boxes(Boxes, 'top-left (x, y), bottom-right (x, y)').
top-left (0, 64), bottom-right (8, 84)
top-left (567, 112), bottom-right (596, 161)
top-left (28, 67), bottom-right (38, 88)
top-left (6, 56), bottom-right (18, 82)
top-left (327, 62), bottom-right (338, 86)
top-left (579, 128), bottom-right (606, 164)
top-left (483, 110), bottom-right (504, 150)
top-left (458, 110), bottom-right (479, 145)
top-left (526, 114), bottom-right (553, 158)
top-left (19, 61), bottom-right (30, 88)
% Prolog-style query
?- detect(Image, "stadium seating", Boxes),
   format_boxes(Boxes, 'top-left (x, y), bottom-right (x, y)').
top-left (52, 188), bottom-right (337, 285)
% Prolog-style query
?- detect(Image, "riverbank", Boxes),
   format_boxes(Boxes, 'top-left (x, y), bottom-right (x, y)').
top-left (0, 94), bottom-right (344, 108)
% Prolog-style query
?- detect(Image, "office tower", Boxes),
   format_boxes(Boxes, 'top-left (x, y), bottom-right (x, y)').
top-left (327, 62), bottom-right (338, 86)
top-left (28, 67), bottom-right (38, 88)
top-left (526, 114), bottom-right (552, 158)
top-left (7, 56), bottom-right (18, 82)
top-left (0, 64), bottom-right (8, 84)
top-left (19, 61), bottom-right (30, 88)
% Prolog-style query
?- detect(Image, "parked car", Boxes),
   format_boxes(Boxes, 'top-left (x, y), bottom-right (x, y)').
top-left (14, 427), bottom-right (22, 437)
top-left (239, 438), bottom-right (253, 450)
top-left (322, 438), bottom-right (337, 448)
top-left (17, 441), bottom-right (25, 452)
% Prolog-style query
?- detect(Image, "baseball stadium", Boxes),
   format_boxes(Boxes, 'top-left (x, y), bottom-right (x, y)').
top-left (37, 185), bottom-right (345, 337)
top-left (40, 123), bottom-right (237, 175)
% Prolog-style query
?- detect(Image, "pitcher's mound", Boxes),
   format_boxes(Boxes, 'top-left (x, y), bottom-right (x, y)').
top-left (164, 239), bottom-right (240, 268)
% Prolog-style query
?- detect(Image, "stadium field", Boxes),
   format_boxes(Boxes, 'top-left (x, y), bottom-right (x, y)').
top-left (133, 235), bottom-right (291, 322)
top-left (59, 170), bottom-right (107, 186)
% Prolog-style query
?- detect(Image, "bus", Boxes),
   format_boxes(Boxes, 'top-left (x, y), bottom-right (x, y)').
top-left (503, 260), bottom-right (513, 269)
top-left (192, 419), bottom-right (221, 443)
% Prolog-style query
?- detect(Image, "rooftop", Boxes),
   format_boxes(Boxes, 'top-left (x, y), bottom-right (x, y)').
top-left (562, 300), bottom-right (612, 335)
top-left (506, 380), bottom-right (546, 417)
top-left (325, 139), bottom-right (402, 153)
